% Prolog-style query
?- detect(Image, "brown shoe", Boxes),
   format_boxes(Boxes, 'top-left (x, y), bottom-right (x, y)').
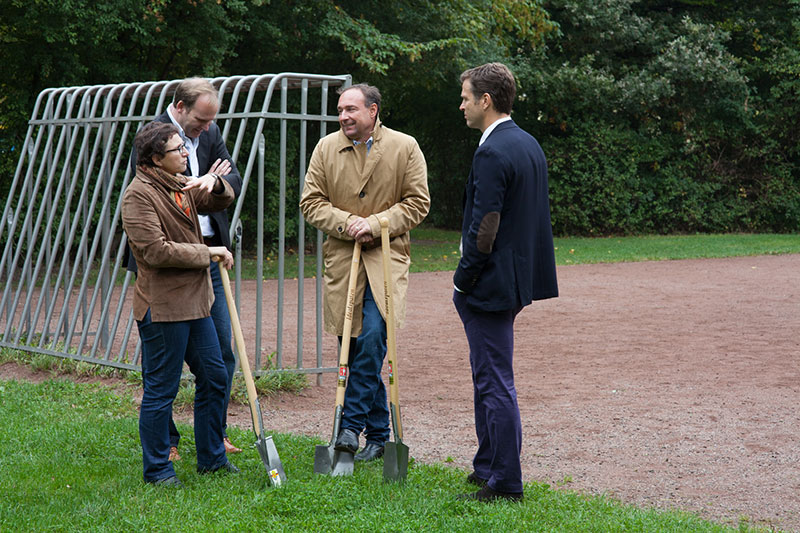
top-left (169, 446), bottom-right (181, 462)
top-left (223, 437), bottom-right (242, 454)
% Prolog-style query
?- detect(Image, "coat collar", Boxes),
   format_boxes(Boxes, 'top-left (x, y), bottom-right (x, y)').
top-left (333, 117), bottom-right (386, 191)
top-left (480, 116), bottom-right (513, 145)
top-left (335, 117), bottom-right (384, 153)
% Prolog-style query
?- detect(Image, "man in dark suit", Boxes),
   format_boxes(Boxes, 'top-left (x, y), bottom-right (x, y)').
top-left (453, 63), bottom-right (559, 502)
top-left (127, 78), bottom-right (243, 457)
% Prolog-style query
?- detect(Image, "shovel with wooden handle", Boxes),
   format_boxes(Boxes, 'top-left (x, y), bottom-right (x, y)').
top-left (216, 260), bottom-right (287, 487)
top-left (313, 241), bottom-right (361, 476)
top-left (380, 218), bottom-right (409, 481)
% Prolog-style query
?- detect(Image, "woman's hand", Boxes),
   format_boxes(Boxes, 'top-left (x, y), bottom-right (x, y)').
top-left (182, 173), bottom-right (218, 193)
top-left (182, 160), bottom-right (231, 193)
top-left (209, 246), bottom-right (234, 270)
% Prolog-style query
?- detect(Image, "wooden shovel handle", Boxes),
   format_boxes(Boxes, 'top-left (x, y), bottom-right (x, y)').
top-left (335, 241), bottom-right (362, 408)
top-left (380, 218), bottom-right (402, 440)
top-left (214, 259), bottom-right (262, 437)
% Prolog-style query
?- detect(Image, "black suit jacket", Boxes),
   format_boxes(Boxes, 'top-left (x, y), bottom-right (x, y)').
top-left (124, 111), bottom-right (242, 272)
top-left (453, 119), bottom-right (558, 312)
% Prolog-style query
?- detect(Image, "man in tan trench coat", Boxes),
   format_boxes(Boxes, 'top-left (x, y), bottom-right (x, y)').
top-left (300, 83), bottom-right (430, 462)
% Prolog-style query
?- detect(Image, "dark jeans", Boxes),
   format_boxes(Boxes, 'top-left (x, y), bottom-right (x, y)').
top-left (453, 290), bottom-right (523, 494)
top-left (341, 285), bottom-right (391, 445)
top-left (137, 309), bottom-right (228, 482)
top-left (168, 261), bottom-right (235, 447)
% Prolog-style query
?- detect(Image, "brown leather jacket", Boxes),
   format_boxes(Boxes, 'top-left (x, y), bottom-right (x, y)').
top-left (121, 166), bottom-right (234, 322)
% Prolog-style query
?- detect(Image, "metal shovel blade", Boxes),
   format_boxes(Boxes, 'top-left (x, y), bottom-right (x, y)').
top-left (331, 450), bottom-right (355, 477)
top-left (256, 435), bottom-right (286, 487)
top-left (383, 440), bottom-right (409, 481)
top-left (314, 443), bottom-right (334, 475)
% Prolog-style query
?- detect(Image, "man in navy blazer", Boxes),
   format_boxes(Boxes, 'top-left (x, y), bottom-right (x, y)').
top-left (453, 63), bottom-right (558, 502)
top-left (126, 78), bottom-right (244, 458)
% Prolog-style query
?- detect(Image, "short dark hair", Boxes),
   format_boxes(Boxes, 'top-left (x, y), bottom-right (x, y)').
top-left (173, 77), bottom-right (219, 109)
top-left (460, 62), bottom-right (516, 115)
top-left (134, 122), bottom-right (180, 167)
top-left (338, 83), bottom-right (381, 114)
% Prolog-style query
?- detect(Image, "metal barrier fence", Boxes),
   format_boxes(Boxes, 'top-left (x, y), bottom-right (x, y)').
top-left (0, 72), bottom-right (351, 381)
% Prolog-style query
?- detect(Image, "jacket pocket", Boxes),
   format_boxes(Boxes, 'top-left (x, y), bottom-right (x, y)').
top-left (469, 247), bottom-right (516, 311)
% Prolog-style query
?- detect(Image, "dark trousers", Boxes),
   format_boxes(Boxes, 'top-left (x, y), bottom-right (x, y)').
top-left (168, 261), bottom-right (235, 447)
top-left (341, 285), bottom-right (391, 445)
top-left (137, 309), bottom-right (228, 482)
top-left (453, 290), bottom-right (523, 493)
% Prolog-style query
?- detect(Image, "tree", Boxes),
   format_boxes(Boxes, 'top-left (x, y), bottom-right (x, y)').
top-left (2, 0), bottom-right (798, 237)
top-left (0, 0), bottom-right (249, 201)
top-left (223, 0), bottom-right (557, 227)
top-left (509, 0), bottom-right (799, 234)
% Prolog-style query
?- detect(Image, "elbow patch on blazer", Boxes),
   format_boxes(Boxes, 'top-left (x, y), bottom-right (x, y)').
top-left (477, 212), bottom-right (500, 254)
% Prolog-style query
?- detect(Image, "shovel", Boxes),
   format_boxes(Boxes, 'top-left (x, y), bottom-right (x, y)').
top-left (216, 260), bottom-right (287, 487)
top-left (314, 241), bottom-right (362, 476)
top-left (380, 218), bottom-right (409, 481)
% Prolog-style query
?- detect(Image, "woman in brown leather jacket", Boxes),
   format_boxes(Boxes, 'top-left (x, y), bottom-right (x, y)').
top-left (122, 121), bottom-right (237, 486)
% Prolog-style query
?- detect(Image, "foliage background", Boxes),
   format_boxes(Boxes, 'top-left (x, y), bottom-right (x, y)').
top-left (1, 0), bottom-right (798, 242)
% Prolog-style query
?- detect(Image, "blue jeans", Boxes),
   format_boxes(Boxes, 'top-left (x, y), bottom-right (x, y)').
top-left (137, 309), bottom-right (228, 482)
top-left (168, 261), bottom-right (235, 447)
top-left (341, 285), bottom-right (390, 445)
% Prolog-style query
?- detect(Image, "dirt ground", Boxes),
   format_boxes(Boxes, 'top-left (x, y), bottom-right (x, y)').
top-left (4, 254), bottom-right (799, 530)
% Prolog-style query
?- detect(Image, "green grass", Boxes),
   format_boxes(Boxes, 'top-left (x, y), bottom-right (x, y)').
top-left (409, 228), bottom-right (800, 270)
top-left (0, 379), bottom-right (770, 532)
top-left (235, 230), bottom-right (800, 279)
top-left (0, 348), bottom-right (306, 409)
top-left (553, 233), bottom-right (800, 265)
top-left (175, 372), bottom-right (308, 409)
top-left (80, 231), bottom-right (799, 282)
top-left (0, 345), bottom-right (131, 380)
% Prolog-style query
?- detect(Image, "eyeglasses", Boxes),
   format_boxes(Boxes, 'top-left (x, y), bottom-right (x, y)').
top-left (164, 143), bottom-right (187, 154)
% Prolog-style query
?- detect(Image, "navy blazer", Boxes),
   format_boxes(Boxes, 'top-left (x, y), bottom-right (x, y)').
top-left (453, 119), bottom-right (558, 312)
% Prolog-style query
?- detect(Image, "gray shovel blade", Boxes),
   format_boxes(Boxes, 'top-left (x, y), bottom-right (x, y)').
top-left (314, 443), bottom-right (334, 475)
top-left (383, 441), bottom-right (409, 481)
top-left (331, 450), bottom-right (355, 477)
top-left (256, 435), bottom-right (286, 486)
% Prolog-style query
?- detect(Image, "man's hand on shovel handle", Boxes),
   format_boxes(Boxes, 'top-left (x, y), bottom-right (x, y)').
top-left (346, 216), bottom-right (374, 244)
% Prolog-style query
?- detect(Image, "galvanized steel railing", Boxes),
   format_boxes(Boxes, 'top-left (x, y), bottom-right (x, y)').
top-left (0, 72), bottom-right (351, 381)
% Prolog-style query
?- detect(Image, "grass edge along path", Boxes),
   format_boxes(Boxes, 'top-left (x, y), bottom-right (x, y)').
top-left (240, 231), bottom-right (800, 279)
top-left (0, 379), bottom-right (767, 532)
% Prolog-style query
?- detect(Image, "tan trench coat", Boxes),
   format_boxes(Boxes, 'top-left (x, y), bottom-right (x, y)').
top-left (300, 119), bottom-right (430, 336)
